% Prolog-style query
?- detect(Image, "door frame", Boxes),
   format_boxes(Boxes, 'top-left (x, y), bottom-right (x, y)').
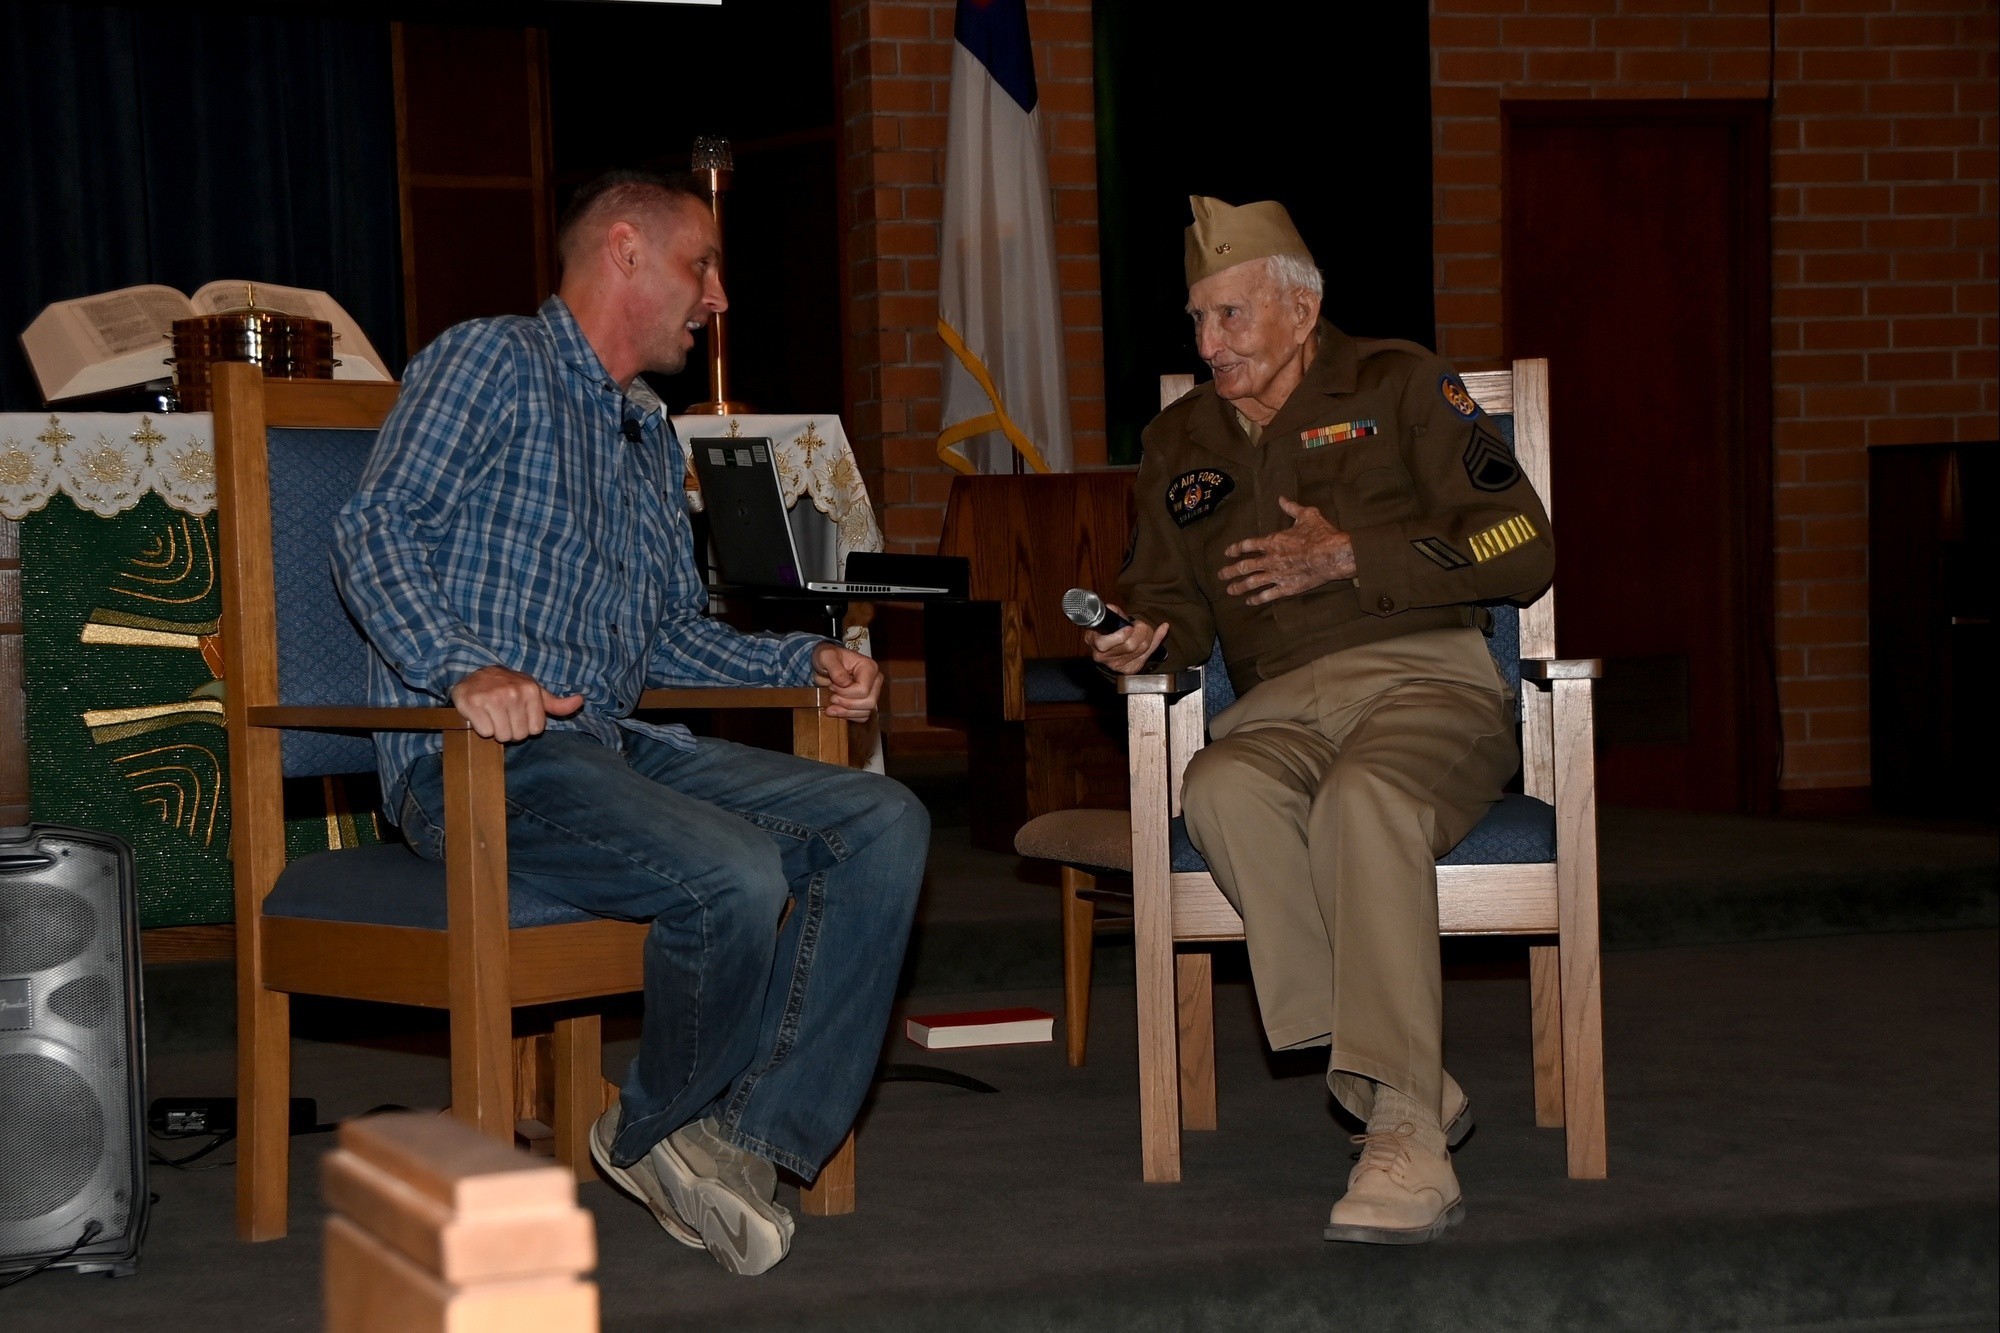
top-left (1501, 97), bottom-right (1777, 813)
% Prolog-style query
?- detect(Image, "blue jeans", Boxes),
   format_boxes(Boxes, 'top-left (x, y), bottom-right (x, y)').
top-left (399, 729), bottom-right (928, 1180)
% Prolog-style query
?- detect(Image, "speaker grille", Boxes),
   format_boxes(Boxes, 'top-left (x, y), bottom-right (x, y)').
top-left (0, 1053), bottom-right (105, 1221)
top-left (0, 887), bottom-right (96, 975)
top-left (47, 974), bottom-right (113, 1028)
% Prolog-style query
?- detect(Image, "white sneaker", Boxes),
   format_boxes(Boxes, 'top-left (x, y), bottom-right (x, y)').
top-left (588, 1106), bottom-right (703, 1250)
top-left (650, 1117), bottom-right (795, 1276)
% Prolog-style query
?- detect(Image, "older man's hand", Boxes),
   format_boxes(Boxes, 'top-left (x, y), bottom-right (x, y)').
top-left (1219, 496), bottom-right (1358, 606)
top-left (1087, 608), bottom-right (1171, 675)
top-left (813, 642), bottom-right (882, 720)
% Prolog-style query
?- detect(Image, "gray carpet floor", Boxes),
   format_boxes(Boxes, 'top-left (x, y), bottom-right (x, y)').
top-left (7, 769), bottom-right (1996, 1328)
top-left (6, 928), bottom-right (1995, 1331)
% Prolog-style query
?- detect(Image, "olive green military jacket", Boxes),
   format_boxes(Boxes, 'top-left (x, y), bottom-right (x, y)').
top-left (1119, 321), bottom-right (1555, 696)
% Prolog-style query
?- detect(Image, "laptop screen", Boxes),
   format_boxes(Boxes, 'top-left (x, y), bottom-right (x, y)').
top-left (688, 439), bottom-right (805, 589)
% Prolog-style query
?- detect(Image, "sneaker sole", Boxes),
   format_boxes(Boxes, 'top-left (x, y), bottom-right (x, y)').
top-left (1323, 1199), bottom-right (1466, 1245)
top-left (589, 1116), bottom-right (704, 1250)
top-left (651, 1136), bottom-right (791, 1276)
top-left (1445, 1104), bottom-right (1474, 1151)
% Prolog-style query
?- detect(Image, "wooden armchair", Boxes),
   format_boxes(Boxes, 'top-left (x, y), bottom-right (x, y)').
top-left (213, 363), bottom-right (856, 1241)
top-left (1015, 361), bottom-right (1609, 1183)
top-left (924, 471), bottom-right (1137, 850)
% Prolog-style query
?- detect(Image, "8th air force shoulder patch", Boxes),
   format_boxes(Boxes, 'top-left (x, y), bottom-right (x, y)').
top-left (1461, 424), bottom-right (1521, 492)
top-left (1167, 468), bottom-right (1234, 527)
top-left (1439, 373), bottom-right (1480, 420)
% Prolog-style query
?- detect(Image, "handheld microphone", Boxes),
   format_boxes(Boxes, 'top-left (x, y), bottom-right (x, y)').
top-left (620, 417), bottom-right (642, 444)
top-left (1063, 587), bottom-right (1132, 635)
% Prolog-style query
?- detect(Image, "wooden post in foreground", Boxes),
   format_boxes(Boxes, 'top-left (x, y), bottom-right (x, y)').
top-left (324, 1112), bottom-right (598, 1333)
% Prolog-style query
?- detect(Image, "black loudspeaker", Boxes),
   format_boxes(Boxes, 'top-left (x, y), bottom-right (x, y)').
top-left (0, 825), bottom-right (147, 1278)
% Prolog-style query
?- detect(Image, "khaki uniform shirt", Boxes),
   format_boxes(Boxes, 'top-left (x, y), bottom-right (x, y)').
top-left (1120, 321), bottom-right (1556, 696)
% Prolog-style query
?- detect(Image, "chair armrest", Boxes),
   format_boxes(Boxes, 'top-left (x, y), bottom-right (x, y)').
top-left (247, 704), bottom-right (468, 731)
top-left (637, 686), bottom-right (829, 711)
top-left (923, 598), bottom-right (1024, 724)
top-left (1116, 668), bottom-right (1202, 696)
top-left (1520, 658), bottom-right (1602, 682)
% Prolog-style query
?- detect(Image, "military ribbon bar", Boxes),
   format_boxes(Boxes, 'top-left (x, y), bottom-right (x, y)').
top-left (1301, 420), bottom-right (1377, 448)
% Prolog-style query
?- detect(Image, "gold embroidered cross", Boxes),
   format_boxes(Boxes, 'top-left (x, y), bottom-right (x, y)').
top-left (130, 415), bottom-right (167, 450)
top-left (795, 421), bottom-right (826, 467)
top-left (38, 415), bottom-right (74, 450)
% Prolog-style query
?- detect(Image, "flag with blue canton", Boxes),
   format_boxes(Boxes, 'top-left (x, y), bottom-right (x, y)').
top-left (955, 0), bottom-right (1037, 113)
top-left (937, 0), bottom-right (1072, 475)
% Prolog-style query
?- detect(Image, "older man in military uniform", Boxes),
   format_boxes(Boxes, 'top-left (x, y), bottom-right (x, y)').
top-left (1089, 196), bottom-right (1554, 1244)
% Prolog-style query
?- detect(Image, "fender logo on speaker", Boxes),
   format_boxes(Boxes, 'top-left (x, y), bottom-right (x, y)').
top-left (0, 977), bottom-right (30, 1030)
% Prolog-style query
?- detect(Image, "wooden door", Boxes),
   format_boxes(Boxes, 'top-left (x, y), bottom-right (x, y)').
top-left (393, 23), bottom-right (557, 356)
top-left (1504, 100), bottom-right (1775, 812)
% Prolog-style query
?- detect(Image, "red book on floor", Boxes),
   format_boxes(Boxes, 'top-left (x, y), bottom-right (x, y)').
top-left (904, 1007), bottom-right (1055, 1050)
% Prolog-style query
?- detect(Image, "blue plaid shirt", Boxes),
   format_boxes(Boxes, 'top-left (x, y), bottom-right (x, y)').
top-left (332, 297), bottom-right (824, 814)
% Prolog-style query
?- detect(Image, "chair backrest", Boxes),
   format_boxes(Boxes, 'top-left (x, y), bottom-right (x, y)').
top-left (267, 427), bottom-right (384, 779)
top-left (213, 364), bottom-right (401, 898)
top-left (1174, 361), bottom-right (1557, 804)
top-left (934, 471), bottom-right (1137, 660)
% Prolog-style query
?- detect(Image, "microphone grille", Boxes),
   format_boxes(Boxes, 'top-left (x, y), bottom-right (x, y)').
top-left (1061, 588), bottom-right (1102, 627)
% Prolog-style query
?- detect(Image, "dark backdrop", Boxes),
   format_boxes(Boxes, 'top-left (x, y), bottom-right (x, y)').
top-left (1093, 2), bottom-right (1435, 464)
top-left (546, 0), bottom-right (841, 416)
top-left (0, 1), bottom-right (404, 411)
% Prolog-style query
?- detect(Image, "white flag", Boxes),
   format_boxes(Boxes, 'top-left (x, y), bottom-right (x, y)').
top-left (936, 0), bottom-right (1072, 474)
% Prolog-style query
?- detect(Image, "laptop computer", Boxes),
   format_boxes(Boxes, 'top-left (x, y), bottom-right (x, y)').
top-left (689, 437), bottom-right (955, 597)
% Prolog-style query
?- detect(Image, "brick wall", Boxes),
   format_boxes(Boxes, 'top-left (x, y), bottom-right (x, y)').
top-left (1430, 0), bottom-right (1999, 794)
top-left (837, 0), bottom-right (1105, 740)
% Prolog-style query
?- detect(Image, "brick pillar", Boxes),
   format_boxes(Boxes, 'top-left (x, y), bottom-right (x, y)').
top-left (837, 0), bottom-right (1106, 742)
top-left (1430, 0), bottom-right (1998, 797)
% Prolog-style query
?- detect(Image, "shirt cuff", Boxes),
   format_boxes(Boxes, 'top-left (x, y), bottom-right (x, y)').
top-left (774, 632), bottom-right (832, 687)
top-left (426, 642), bottom-right (504, 700)
top-left (1347, 522), bottom-right (1413, 618)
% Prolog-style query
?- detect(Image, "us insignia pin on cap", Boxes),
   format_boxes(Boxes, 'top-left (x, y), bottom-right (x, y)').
top-left (1184, 196), bottom-right (1314, 288)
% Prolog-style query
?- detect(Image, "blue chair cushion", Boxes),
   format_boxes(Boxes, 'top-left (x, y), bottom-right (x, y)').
top-left (1438, 792), bottom-right (1556, 865)
top-left (1166, 792), bottom-right (1554, 875)
top-left (263, 844), bottom-right (597, 929)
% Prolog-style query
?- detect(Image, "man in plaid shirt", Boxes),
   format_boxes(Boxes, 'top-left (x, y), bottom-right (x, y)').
top-left (333, 171), bottom-right (928, 1277)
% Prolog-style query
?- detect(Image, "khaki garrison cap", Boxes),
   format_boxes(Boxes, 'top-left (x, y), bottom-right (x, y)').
top-left (1183, 195), bottom-right (1314, 287)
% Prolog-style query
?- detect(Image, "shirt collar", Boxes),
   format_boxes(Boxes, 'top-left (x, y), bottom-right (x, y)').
top-left (1189, 318), bottom-right (1356, 452)
top-left (538, 295), bottom-right (621, 394)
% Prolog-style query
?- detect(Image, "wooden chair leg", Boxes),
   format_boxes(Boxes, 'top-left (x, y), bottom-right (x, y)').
top-left (1061, 867), bottom-right (1096, 1067)
top-left (552, 1014), bottom-right (603, 1182)
top-left (1553, 677), bottom-right (1608, 1180)
top-left (512, 1033), bottom-right (555, 1159)
top-left (799, 1130), bottom-right (856, 1216)
top-left (237, 984), bottom-right (293, 1240)
top-left (1175, 950), bottom-right (1217, 1132)
top-left (1129, 693), bottom-right (1182, 1183)
top-left (1529, 942), bottom-right (1565, 1128)
top-left (442, 730), bottom-right (514, 1141)
top-left (1559, 923), bottom-right (1608, 1179)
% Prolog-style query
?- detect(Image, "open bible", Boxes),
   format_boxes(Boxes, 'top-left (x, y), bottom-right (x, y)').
top-left (20, 280), bottom-right (391, 404)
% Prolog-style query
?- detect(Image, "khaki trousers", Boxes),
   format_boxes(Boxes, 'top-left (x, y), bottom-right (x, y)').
top-left (1180, 627), bottom-right (1516, 1123)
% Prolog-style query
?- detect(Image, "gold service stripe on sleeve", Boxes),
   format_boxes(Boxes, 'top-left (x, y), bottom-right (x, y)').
top-left (1469, 514), bottom-right (1538, 563)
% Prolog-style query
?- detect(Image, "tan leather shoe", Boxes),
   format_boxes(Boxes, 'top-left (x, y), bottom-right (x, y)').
top-left (1442, 1071), bottom-right (1473, 1149)
top-left (1323, 1124), bottom-right (1465, 1245)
